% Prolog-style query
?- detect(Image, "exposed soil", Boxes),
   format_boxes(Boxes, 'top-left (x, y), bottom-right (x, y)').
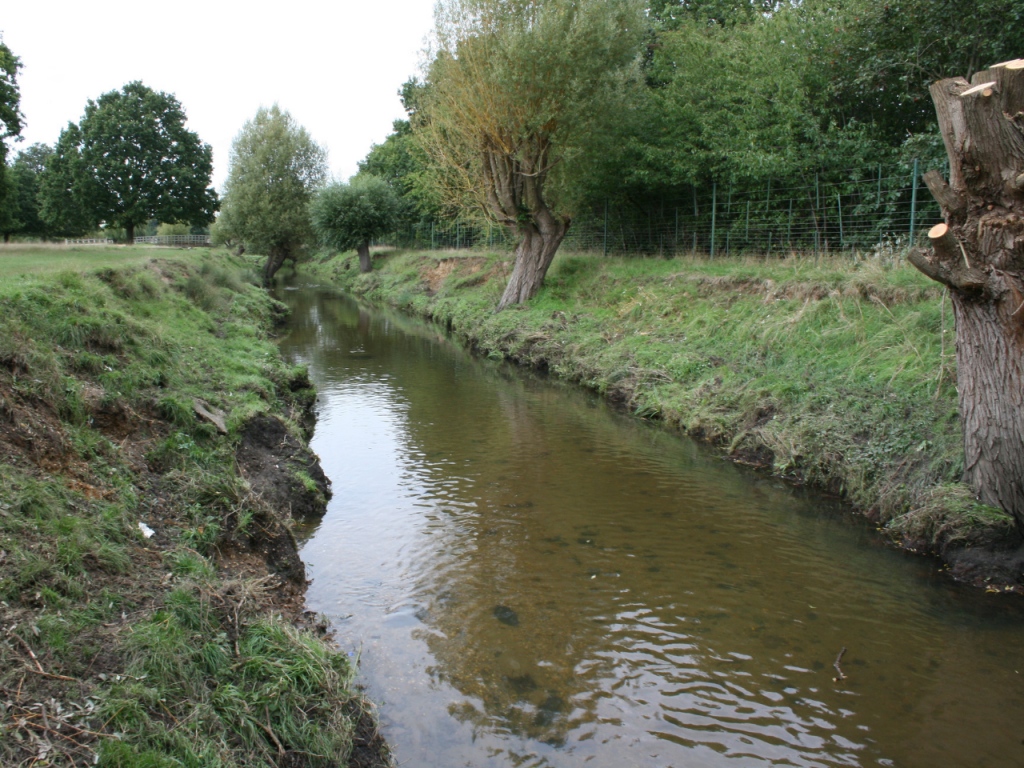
top-left (233, 413), bottom-right (333, 584)
top-left (0, 372), bottom-right (387, 767)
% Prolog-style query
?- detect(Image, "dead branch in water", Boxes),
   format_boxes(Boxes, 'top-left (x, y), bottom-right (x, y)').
top-left (833, 647), bottom-right (848, 681)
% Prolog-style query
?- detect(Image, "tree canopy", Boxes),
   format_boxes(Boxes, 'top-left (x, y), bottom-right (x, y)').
top-left (0, 40), bottom-right (23, 237)
top-left (1, 144), bottom-right (52, 240)
top-left (217, 105), bottom-right (328, 284)
top-left (364, 0), bottom-right (1022, 229)
top-left (417, 0), bottom-right (646, 308)
top-left (38, 82), bottom-right (218, 243)
top-left (310, 175), bottom-right (400, 272)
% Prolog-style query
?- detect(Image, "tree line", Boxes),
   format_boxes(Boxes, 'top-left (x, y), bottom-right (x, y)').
top-left (0, 42), bottom-right (398, 285)
top-left (361, 0), bottom-right (1022, 301)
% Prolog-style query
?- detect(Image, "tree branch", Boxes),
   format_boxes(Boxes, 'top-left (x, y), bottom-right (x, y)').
top-left (923, 170), bottom-right (966, 215)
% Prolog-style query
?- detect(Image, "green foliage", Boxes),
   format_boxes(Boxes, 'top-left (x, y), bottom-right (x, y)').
top-left (310, 175), bottom-right (400, 252)
top-left (217, 105), bottom-right (327, 266)
top-left (417, 0), bottom-right (646, 221)
top-left (39, 82), bottom-right (218, 241)
top-left (157, 221), bottom-right (192, 236)
top-left (2, 143), bottom-right (53, 239)
top-left (358, 115), bottom-right (435, 221)
top-left (38, 123), bottom-right (99, 236)
top-left (0, 40), bottom-right (23, 235)
top-left (0, 41), bottom-right (22, 144)
top-left (828, 0), bottom-right (1024, 149)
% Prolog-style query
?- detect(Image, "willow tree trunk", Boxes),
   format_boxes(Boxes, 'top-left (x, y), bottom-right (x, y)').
top-left (357, 241), bottom-right (372, 273)
top-left (497, 220), bottom-right (570, 310)
top-left (907, 60), bottom-right (1024, 529)
top-left (125, 221), bottom-right (135, 245)
top-left (262, 243), bottom-right (289, 287)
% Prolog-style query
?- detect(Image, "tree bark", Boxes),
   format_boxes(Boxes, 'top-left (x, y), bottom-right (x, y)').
top-left (480, 139), bottom-right (571, 310)
top-left (952, 295), bottom-right (1024, 521)
top-left (262, 244), bottom-right (289, 287)
top-left (908, 64), bottom-right (1024, 529)
top-left (497, 221), bottom-right (570, 310)
top-left (125, 221), bottom-right (135, 245)
top-left (357, 241), bottom-right (372, 273)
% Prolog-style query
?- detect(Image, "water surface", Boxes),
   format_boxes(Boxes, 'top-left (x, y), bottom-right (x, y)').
top-left (276, 283), bottom-right (1024, 768)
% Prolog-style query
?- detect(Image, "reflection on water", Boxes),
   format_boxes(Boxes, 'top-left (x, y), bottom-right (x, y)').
top-left (277, 284), bottom-right (1024, 768)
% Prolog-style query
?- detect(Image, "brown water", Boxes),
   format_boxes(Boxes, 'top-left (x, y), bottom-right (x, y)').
top-left (276, 284), bottom-right (1024, 768)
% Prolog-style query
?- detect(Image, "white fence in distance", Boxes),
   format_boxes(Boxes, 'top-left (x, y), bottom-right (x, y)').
top-left (63, 238), bottom-right (115, 245)
top-left (134, 235), bottom-right (212, 246)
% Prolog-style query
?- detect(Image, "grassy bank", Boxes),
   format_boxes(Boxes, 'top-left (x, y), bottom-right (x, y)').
top-left (0, 248), bottom-right (388, 766)
top-left (306, 247), bottom-right (1021, 589)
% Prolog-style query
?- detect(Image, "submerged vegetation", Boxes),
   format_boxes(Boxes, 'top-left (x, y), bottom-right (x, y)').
top-left (308, 247), bottom-right (1022, 587)
top-left (0, 247), bottom-right (388, 767)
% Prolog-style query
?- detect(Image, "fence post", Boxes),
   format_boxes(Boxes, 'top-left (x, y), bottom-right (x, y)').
top-left (837, 192), bottom-right (844, 247)
top-left (603, 199), bottom-right (609, 257)
top-left (745, 200), bottom-right (750, 239)
top-left (909, 157), bottom-right (920, 243)
top-left (877, 164), bottom-right (882, 207)
top-left (431, 222), bottom-right (435, 250)
top-left (710, 182), bottom-right (717, 259)
top-left (674, 207), bottom-right (679, 252)
top-left (787, 198), bottom-right (793, 245)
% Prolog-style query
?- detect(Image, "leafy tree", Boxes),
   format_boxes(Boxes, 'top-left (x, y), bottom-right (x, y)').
top-left (310, 175), bottom-right (400, 273)
top-left (0, 40), bottom-right (24, 236)
top-left (38, 124), bottom-right (99, 237)
top-left (628, 7), bottom-right (882, 191)
top-left (829, 0), bottom-right (1024, 149)
top-left (1, 143), bottom-right (53, 241)
top-left (416, 0), bottom-right (645, 309)
top-left (59, 82), bottom-right (219, 243)
top-left (648, 0), bottom-right (778, 29)
top-left (217, 105), bottom-right (328, 285)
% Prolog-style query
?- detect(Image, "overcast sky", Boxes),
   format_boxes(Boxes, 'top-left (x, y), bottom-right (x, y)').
top-left (2, 0), bottom-right (436, 191)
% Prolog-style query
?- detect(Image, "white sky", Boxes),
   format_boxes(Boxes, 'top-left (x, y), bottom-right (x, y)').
top-left (2, 0), bottom-right (436, 192)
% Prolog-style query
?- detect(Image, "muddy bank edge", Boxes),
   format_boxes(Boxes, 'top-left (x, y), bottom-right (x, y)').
top-left (0, 253), bottom-right (390, 767)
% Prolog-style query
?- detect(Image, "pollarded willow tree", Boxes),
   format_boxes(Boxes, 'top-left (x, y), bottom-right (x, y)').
top-left (907, 59), bottom-right (1024, 531)
top-left (310, 175), bottom-right (400, 273)
top-left (218, 106), bottom-right (328, 286)
top-left (416, 0), bottom-right (645, 310)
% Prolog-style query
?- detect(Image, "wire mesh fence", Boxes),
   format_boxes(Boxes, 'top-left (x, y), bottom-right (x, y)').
top-left (384, 160), bottom-right (943, 258)
top-left (134, 234), bottom-right (213, 246)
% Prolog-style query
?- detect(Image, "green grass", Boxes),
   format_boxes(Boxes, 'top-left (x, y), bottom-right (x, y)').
top-left (0, 249), bottom-right (382, 767)
top-left (307, 246), bottom-right (1004, 548)
top-left (0, 243), bottom-right (171, 283)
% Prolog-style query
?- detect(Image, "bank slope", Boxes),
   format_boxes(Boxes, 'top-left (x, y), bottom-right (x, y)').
top-left (308, 248), bottom-right (1023, 591)
top-left (0, 250), bottom-right (389, 767)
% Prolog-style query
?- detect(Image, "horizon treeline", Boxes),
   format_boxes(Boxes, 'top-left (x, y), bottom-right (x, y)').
top-left (362, 0), bottom-right (1023, 225)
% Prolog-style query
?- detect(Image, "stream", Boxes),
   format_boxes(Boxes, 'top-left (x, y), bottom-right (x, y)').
top-left (275, 282), bottom-right (1024, 768)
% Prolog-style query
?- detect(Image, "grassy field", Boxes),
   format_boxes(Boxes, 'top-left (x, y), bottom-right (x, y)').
top-left (0, 242), bottom-right (182, 281)
top-left (306, 247), bottom-right (1018, 568)
top-left (0, 247), bottom-right (387, 767)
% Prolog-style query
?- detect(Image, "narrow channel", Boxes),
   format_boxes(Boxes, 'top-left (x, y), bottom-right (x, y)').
top-left (276, 283), bottom-right (1024, 768)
